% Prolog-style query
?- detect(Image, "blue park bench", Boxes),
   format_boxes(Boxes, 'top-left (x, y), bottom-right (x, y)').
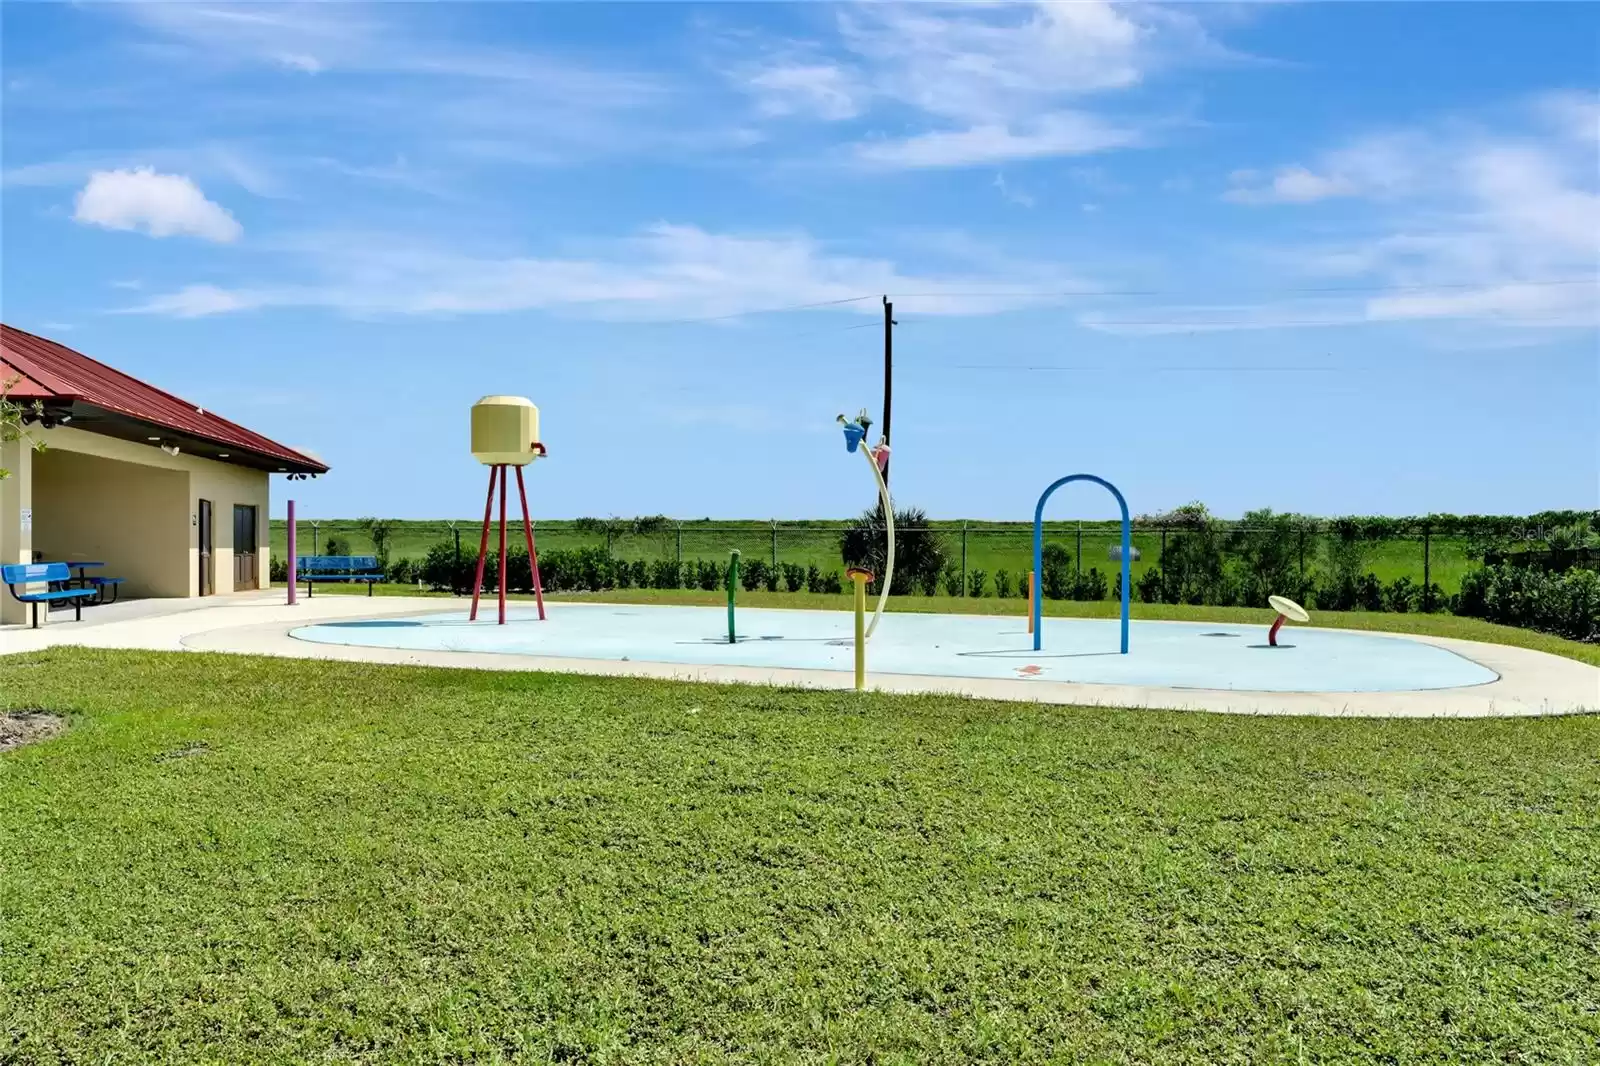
top-left (296, 555), bottom-right (385, 596)
top-left (3, 562), bottom-right (100, 628)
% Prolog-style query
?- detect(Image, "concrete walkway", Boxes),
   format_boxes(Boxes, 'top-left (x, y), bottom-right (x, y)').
top-left (3, 592), bottom-right (1596, 718)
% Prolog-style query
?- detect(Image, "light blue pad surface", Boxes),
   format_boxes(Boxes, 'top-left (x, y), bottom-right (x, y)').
top-left (291, 605), bottom-right (1497, 693)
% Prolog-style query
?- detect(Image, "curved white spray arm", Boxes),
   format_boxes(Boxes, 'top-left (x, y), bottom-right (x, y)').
top-left (861, 442), bottom-right (894, 640)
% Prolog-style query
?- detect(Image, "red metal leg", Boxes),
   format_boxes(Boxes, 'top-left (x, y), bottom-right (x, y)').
top-left (514, 465), bottom-right (546, 621)
top-left (469, 466), bottom-right (497, 621)
top-left (497, 464), bottom-right (509, 625)
top-left (1269, 613), bottom-right (1286, 646)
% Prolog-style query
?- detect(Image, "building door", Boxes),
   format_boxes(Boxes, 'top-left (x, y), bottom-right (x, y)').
top-left (233, 504), bottom-right (258, 589)
top-left (198, 499), bottom-right (214, 596)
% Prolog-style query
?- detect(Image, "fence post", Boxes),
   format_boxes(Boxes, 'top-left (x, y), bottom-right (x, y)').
top-left (605, 525), bottom-right (612, 558)
top-left (676, 522), bottom-right (683, 570)
top-left (1160, 525), bottom-right (1167, 564)
top-left (1423, 524), bottom-right (1432, 612)
top-left (1076, 520), bottom-right (1083, 578)
top-left (961, 521), bottom-right (968, 596)
top-left (1298, 527), bottom-right (1305, 587)
top-left (771, 519), bottom-right (779, 570)
top-left (451, 521), bottom-right (461, 596)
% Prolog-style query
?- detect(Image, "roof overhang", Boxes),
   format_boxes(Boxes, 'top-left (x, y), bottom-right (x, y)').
top-left (23, 398), bottom-right (328, 475)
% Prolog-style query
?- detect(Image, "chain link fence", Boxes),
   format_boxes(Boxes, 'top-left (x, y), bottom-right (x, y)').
top-left (271, 519), bottom-right (1482, 595)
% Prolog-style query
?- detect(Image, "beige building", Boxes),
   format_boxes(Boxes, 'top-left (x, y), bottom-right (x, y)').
top-left (2, 325), bottom-right (327, 625)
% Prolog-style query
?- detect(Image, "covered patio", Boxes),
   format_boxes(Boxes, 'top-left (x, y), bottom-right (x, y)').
top-left (2, 324), bottom-right (327, 625)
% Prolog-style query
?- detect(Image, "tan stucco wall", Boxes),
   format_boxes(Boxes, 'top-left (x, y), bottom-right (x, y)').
top-left (33, 449), bottom-right (190, 597)
top-left (24, 426), bottom-right (271, 598)
top-left (0, 434), bottom-right (34, 624)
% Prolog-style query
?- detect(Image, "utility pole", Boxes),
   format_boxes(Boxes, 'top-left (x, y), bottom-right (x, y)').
top-left (882, 295), bottom-right (895, 485)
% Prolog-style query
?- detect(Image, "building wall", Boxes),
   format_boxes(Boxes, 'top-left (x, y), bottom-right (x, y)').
top-left (0, 434), bottom-right (34, 624)
top-left (189, 459), bottom-right (272, 595)
top-left (32, 449), bottom-right (190, 597)
top-left (30, 426), bottom-right (272, 597)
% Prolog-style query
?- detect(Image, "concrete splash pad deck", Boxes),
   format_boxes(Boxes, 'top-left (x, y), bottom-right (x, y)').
top-left (4, 593), bottom-right (1594, 717)
top-left (293, 605), bottom-right (1497, 694)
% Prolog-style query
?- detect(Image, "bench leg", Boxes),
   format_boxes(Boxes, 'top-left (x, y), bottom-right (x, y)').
top-left (367, 580), bottom-right (374, 597)
top-left (32, 601), bottom-right (39, 629)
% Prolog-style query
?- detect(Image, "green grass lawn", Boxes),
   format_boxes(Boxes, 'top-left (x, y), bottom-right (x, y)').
top-left (300, 582), bottom-right (1600, 668)
top-left (270, 519), bottom-right (1476, 593)
top-left (3, 652), bottom-right (1596, 1063)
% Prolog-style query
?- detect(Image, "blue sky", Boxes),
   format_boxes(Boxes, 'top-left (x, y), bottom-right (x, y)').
top-left (4, 2), bottom-right (1596, 522)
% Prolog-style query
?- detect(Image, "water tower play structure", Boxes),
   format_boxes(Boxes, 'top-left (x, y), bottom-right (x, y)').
top-left (469, 395), bottom-right (547, 625)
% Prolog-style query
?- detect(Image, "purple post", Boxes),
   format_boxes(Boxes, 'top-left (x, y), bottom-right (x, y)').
top-left (287, 499), bottom-right (298, 605)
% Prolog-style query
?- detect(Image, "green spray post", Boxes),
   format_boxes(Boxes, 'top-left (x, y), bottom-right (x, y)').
top-left (726, 549), bottom-right (740, 644)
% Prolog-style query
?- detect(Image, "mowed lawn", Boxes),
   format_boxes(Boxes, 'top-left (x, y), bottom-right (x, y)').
top-left (2, 652), bottom-right (1597, 1064)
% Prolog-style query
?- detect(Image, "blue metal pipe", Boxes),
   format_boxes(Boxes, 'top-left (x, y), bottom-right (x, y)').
top-left (1032, 474), bottom-right (1131, 654)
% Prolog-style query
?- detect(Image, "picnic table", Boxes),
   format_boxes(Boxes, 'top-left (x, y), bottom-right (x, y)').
top-left (58, 562), bottom-right (125, 604)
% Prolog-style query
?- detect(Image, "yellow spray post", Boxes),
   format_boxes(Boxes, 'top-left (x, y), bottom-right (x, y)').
top-left (847, 567), bottom-right (872, 691)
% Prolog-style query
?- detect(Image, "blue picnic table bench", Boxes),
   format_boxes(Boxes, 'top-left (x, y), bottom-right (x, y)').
top-left (3, 562), bottom-right (100, 628)
top-left (296, 555), bottom-right (384, 596)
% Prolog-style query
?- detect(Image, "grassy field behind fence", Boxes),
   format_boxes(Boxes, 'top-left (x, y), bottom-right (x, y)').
top-left (271, 520), bottom-right (1477, 592)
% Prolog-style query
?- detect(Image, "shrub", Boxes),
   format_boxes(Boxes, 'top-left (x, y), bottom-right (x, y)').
top-left (994, 569), bottom-right (1013, 598)
top-left (820, 569), bottom-right (843, 595)
top-left (1384, 576), bottom-right (1418, 613)
top-left (967, 568), bottom-right (988, 598)
top-left (1040, 544), bottom-right (1072, 600)
top-left (322, 535), bottom-right (350, 557)
top-left (1150, 502), bottom-right (1225, 604)
top-left (1137, 566), bottom-right (1164, 604)
top-left (741, 558), bottom-right (769, 593)
top-left (919, 567), bottom-right (942, 596)
top-left (696, 560), bottom-right (722, 592)
top-left (942, 564), bottom-right (963, 597)
top-left (781, 563), bottom-right (806, 593)
top-left (419, 541), bottom-right (470, 591)
top-left (1073, 567), bottom-right (1109, 601)
top-left (650, 559), bottom-right (681, 589)
top-left (386, 557), bottom-right (416, 584)
top-left (630, 560), bottom-right (650, 589)
top-left (805, 564), bottom-right (824, 594)
top-left (839, 504), bottom-right (946, 595)
top-left (1229, 508), bottom-right (1309, 607)
top-left (269, 555), bottom-right (287, 583)
top-left (1454, 564), bottom-right (1600, 641)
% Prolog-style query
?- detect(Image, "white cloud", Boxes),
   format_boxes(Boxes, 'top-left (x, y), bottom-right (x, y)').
top-left (726, 1), bottom-right (1238, 168)
top-left (73, 168), bottom-right (243, 242)
top-left (742, 62), bottom-right (862, 121)
top-left (1225, 164), bottom-right (1357, 204)
top-left (127, 223), bottom-right (1091, 321)
top-left (992, 172), bottom-right (1035, 208)
top-left (5, 145), bottom-right (283, 198)
top-left (1196, 94), bottom-right (1600, 332)
top-left (134, 284), bottom-right (259, 317)
top-left (857, 112), bottom-right (1140, 168)
top-left (1228, 133), bottom-right (1422, 203)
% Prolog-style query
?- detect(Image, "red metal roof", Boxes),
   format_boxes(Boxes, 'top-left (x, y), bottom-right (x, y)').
top-left (1, 324), bottom-right (327, 473)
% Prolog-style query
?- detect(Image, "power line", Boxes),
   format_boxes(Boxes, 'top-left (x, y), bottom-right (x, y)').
top-left (943, 364), bottom-right (1345, 373)
top-left (638, 294), bottom-right (878, 326)
top-left (890, 277), bottom-right (1597, 299)
top-left (629, 277), bottom-right (1595, 328)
